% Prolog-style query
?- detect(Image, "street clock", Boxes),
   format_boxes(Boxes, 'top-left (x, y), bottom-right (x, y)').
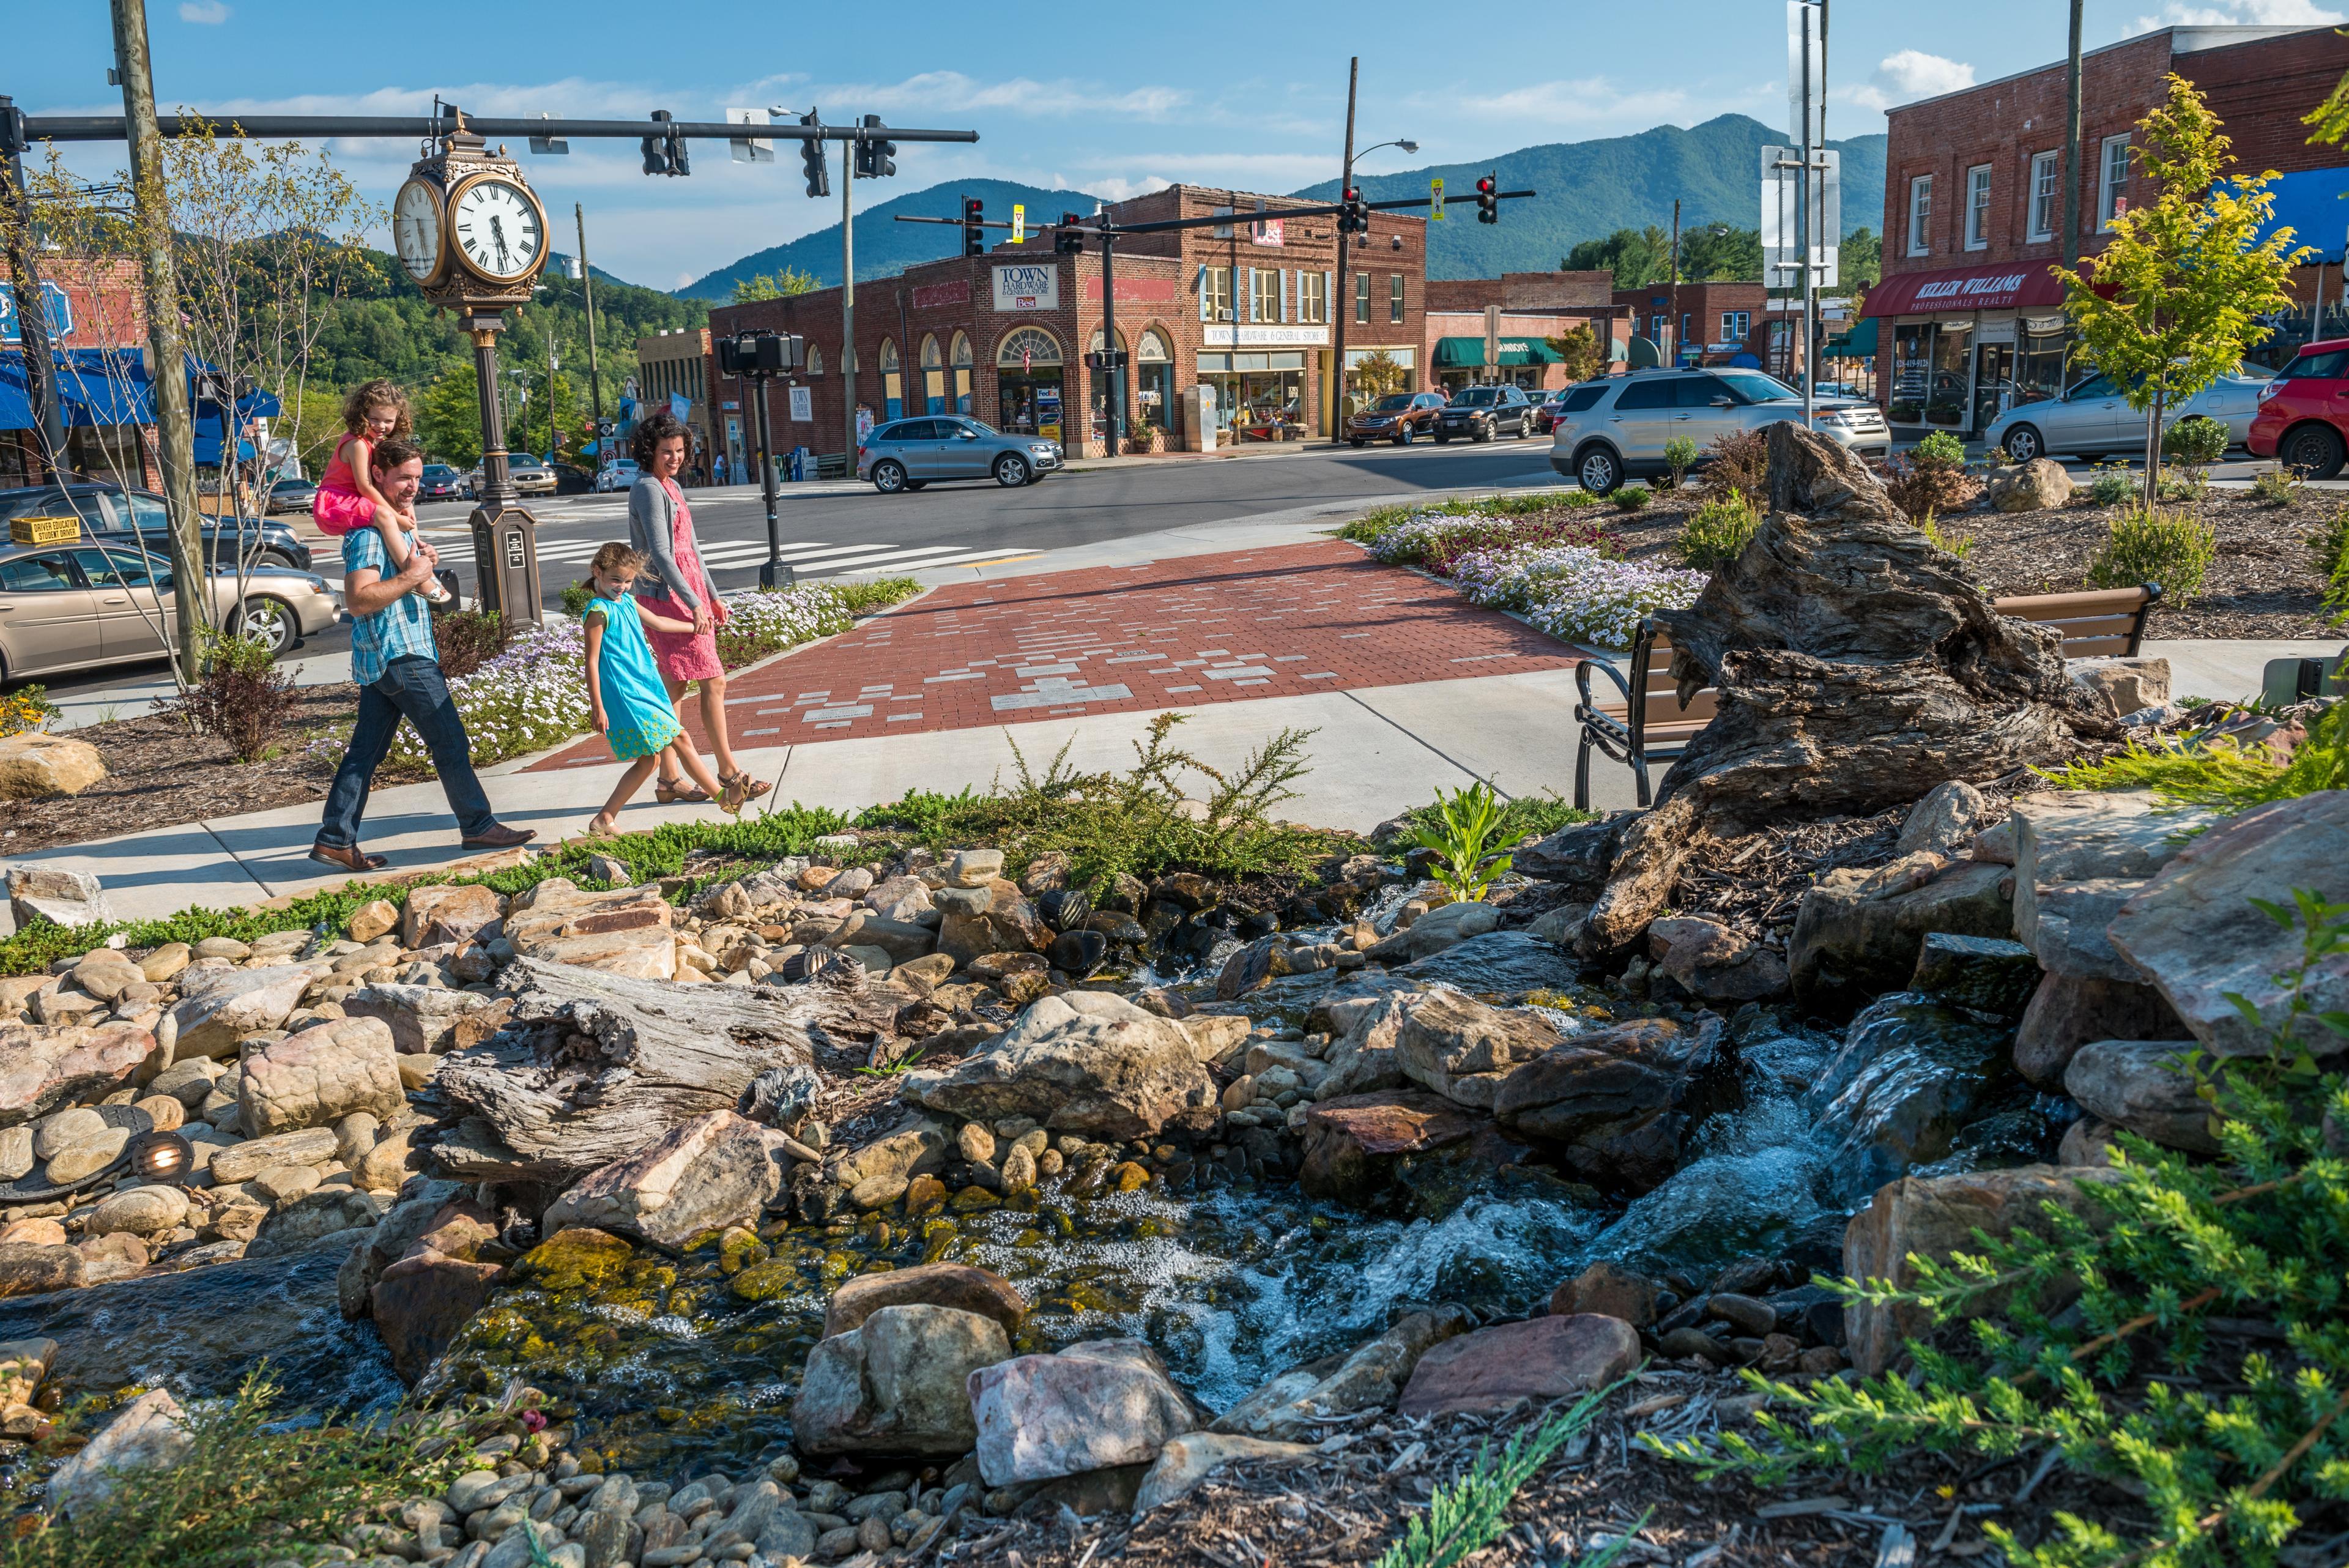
top-left (397, 116), bottom-right (550, 307)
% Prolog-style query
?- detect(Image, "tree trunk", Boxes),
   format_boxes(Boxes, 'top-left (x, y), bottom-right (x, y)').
top-left (2142, 387), bottom-right (2165, 508)
top-left (423, 957), bottom-right (907, 1184)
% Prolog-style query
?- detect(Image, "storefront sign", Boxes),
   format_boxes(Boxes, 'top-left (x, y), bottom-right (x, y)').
top-left (992, 263), bottom-right (1059, 312)
top-left (789, 385), bottom-right (812, 422)
top-left (0, 281), bottom-right (74, 344)
top-left (1252, 216), bottom-right (1285, 247)
top-left (1862, 260), bottom-right (2067, 318)
top-left (912, 278), bottom-right (973, 310)
top-left (1083, 277), bottom-right (1179, 303)
top-left (1204, 324), bottom-right (1329, 347)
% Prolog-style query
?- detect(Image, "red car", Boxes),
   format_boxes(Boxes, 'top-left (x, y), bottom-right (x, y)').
top-left (2248, 336), bottom-right (2349, 478)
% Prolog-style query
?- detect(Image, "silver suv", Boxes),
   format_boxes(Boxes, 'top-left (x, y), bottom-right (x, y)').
top-left (1546, 368), bottom-right (1891, 493)
top-left (859, 416), bottom-right (1063, 492)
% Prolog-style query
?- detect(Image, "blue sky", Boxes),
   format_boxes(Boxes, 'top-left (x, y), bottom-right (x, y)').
top-left (13, 0), bottom-right (2340, 289)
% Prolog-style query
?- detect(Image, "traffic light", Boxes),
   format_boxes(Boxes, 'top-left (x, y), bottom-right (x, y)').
top-left (855, 114), bottom-right (896, 179)
top-left (1475, 174), bottom-right (1498, 224)
top-left (640, 110), bottom-right (672, 176)
top-left (963, 196), bottom-right (986, 257)
top-left (1338, 187), bottom-right (1367, 234)
top-left (1054, 214), bottom-right (1084, 255)
top-left (668, 119), bottom-right (690, 177)
top-left (799, 111), bottom-right (828, 199)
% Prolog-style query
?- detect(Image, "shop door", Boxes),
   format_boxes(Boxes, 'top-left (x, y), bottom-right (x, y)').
top-left (1972, 344), bottom-right (2015, 434)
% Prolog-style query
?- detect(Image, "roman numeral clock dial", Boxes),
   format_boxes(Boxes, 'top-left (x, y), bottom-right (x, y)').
top-left (451, 177), bottom-right (544, 282)
top-left (393, 179), bottom-right (442, 282)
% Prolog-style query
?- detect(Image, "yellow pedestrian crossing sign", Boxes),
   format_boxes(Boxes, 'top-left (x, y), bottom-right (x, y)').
top-left (1431, 177), bottom-right (1445, 220)
top-left (1012, 204), bottom-right (1026, 243)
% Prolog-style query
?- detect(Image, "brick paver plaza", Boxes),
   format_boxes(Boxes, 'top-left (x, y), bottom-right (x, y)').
top-left (532, 541), bottom-right (1581, 769)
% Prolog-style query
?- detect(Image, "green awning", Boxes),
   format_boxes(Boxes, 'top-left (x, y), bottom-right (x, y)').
top-left (1824, 317), bottom-right (1878, 358)
top-left (1433, 335), bottom-right (1562, 369)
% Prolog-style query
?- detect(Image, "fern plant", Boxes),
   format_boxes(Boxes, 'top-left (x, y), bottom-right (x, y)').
top-left (1644, 890), bottom-right (2349, 1568)
top-left (1375, 1383), bottom-right (1641, 1568)
top-left (1409, 779), bottom-right (1515, 902)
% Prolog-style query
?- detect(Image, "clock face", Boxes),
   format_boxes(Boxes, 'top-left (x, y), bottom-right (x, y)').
top-left (392, 179), bottom-right (443, 282)
top-left (451, 177), bottom-right (544, 283)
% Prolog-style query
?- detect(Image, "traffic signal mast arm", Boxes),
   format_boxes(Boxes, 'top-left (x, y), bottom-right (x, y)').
top-left (891, 186), bottom-right (1537, 242)
top-left (13, 110), bottom-right (979, 148)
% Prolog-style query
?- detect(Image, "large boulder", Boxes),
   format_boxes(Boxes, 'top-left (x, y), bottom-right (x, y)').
top-left (1894, 781), bottom-right (1992, 859)
top-left (1313, 994), bottom-right (1412, 1101)
top-left (1389, 931), bottom-right (1581, 996)
top-left (237, 1016), bottom-right (403, 1136)
top-left (1212, 1308), bottom-right (1467, 1440)
top-left (2068, 657), bottom-right (2170, 719)
top-left (247, 1187), bottom-right (387, 1258)
top-left (1789, 855), bottom-right (2013, 1008)
top-left (1843, 1163), bottom-right (2120, 1375)
top-left (343, 986), bottom-right (509, 1055)
top-left (2064, 1039), bottom-right (2215, 1153)
top-left (2013, 972), bottom-right (2187, 1088)
top-left (1491, 1014), bottom-right (1724, 1193)
top-left (935, 879), bottom-right (1050, 968)
top-left (1984, 456), bottom-right (2074, 512)
top-left (1297, 1091), bottom-right (1490, 1211)
top-left (822, 1261), bottom-right (1026, 1340)
top-left (504, 880), bottom-right (677, 979)
top-left (6, 865), bottom-right (111, 929)
top-left (0, 1243), bottom-right (83, 1298)
top-left (793, 1304), bottom-right (1011, 1455)
top-left (969, 1339), bottom-right (1197, 1487)
top-left (401, 883), bottom-right (505, 948)
top-left (1391, 990), bottom-right (1560, 1109)
top-left (0, 1022), bottom-right (152, 1127)
top-left (899, 992), bottom-right (1215, 1139)
top-left (371, 1248), bottom-right (505, 1384)
top-left (820, 912), bottom-right (937, 965)
top-left (0, 734), bottom-right (106, 799)
top-left (1397, 1315), bottom-right (1640, 1417)
top-left (86, 1184), bottom-right (190, 1238)
top-left (2109, 792), bottom-right (2349, 1059)
top-left (1645, 916), bottom-right (1788, 1002)
top-left (2008, 790), bottom-right (2211, 955)
top-left (169, 964), bottom-right (322, 1059)
top-left (207, 1126), bottom-right (340, 1186)
top-left (543, 1109), bottom-right (796, 1251)
top-left (47, 1388), bottom-right (191, 1517)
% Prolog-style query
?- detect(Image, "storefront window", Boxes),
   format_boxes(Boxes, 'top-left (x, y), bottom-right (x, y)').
top-left (950, 332), bottom-right (973, 415)
top-left (1355, 273), bottom-right (1370, 324)
top-left (1087, 329), bottom-right (1129, 445)
top-left (995, 327), bottom-right (1064, 441)
top-left (919, 335), bottom-right (944, 415)
top-left (1250, 269), bottom-right (1282, 324)
top-left (879, 338), bottom-right (903, 422)
top-left (1890, 322), bottom-right (1934, 425)
top-left (1928, 322), bottom-right (1972, 428)
top-left (1202, 267), bottom-right (1234, 323)
top-left (1137, 329), bottom-right (1173, 429)
top-left (1297, 272), bottom-right (1328, 324)
top-left (2014, 316), bottom-right (2067, 407)
top-left (806, 344), bottom-right (824, 377)
top-left (1200, 351), bottom-right (1307, 441)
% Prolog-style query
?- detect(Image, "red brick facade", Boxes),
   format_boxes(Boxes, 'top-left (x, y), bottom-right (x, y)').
top-left (1612, 281), bottom-right (1772, 366)
top-left (3, 257), bottom-right (158, 488)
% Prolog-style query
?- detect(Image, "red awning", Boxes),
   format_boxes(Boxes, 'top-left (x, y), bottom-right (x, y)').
top-left (1860, 259), bottom-right (2070, 318)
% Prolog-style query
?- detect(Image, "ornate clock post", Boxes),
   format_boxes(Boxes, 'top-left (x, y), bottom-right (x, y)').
top-left (394, 113), bottom-right (549, 626)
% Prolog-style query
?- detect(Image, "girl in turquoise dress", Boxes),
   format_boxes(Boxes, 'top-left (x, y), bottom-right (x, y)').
top-left (581, 543), bottom-right (743, 834)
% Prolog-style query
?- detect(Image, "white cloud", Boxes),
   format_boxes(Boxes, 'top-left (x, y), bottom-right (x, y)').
top-left (179, 0), bottom-right (229, 20)
top-left (1397, 74), bottom-right (1777, 138)
top-left (1839, 50), bottom-right (1976, 117)
top-left (2132, 0), bottom-right (2342, 28)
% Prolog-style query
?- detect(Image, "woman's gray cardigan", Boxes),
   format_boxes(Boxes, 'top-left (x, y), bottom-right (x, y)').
top-left (627, 475), bottom-right (700, 611)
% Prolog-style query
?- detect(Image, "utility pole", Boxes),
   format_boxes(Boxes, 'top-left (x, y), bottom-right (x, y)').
top-left (841, 138), bottom-right (856, 468)
top-left (109, 0), bottom-right (203, 682)
top-left (544, 319), bottom-right (557, 461)
top-left (1795, 0), bottom-right (1817, 429)
top-left (1100, 230), bottom-right (1123, 453)
top-left (576, 203), bottom-right (604, 464)
top-left (1, 98), bottom-right (68, 481)
top-left (1331, 56), bottom-right (1359, 436)
top-left (1667, 199), bottom-right (1681, 368)
top-left (2061, 0), bottom-right (2084, 271)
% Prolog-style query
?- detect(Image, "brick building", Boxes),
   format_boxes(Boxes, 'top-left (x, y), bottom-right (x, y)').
top-left (2, 259), bottom-right (157, 488)
top-left (632, 327), bottom-right (716, 476)
top-left (1612, 281), bottom-right (1773, 370)
top-left (1424, 272), bottom-right (1616, 391)
top-left (709, 184), bottom-right (1428, 460)
top-left (1869, 21), bottom-right (2349, 437)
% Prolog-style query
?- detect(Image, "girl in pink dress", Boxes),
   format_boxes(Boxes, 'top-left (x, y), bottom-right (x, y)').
top-left (313, 379), bottom-right (450, 604)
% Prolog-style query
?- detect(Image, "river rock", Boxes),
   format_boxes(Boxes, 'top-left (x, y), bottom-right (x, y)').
top-left (1909, 934), bottom-right (2039, 1019)
top-left (2108, 792), bottom-right (2349, 1058)
top-left (1515, 816), bottom-right (1631, 898)
top-left (1133, 1433), bottom-right (1315, 1515)
top-left (6, 865), bottom-right (111, 928)
top-left (824, 1261), bottom-right (1027, 1340)
top-left (69, 951), bottom-right (144, 1003)
top-left (1843, 1163), bottom-right (2120, 1375)
top-left (2008, 790), bottom-right (2210, 953)
top-left (544, 1110), bottom-right (794, 1250)
top-left (236, 1016), bottom-right (403, 1136)
top-left (0, 1022), bottom-right (152, 1126)
top-left (1312, 993), bottom-right (1411, 1100)
top-left (207, 1126), bottom-right (340, 1184)
top-left (343, 985), bottom-right (510, 1055)
top-left (1894, 781), bottom-right (1991, 858)
top-left (2022, 880), bottom-right (2143, 981)
top-left (1644, 916), bottom-right (1788, 1002)
top-left (170, 964), bottom-right (321, 1059)
top-left (402, 883), bottom-right (505, 948)
top-left (899, 991), bottom-right (1215, 1140)
top-left (86, 1184), bottom-right (190, 1238)
top-left (247, 1187), bottom-right (387, 1258)
top-left (371, 1247), bottom-right (506, 1383)
top-left (1492, 1014), bottom-right (1724, 1193)
top-left (1398, 1314), bottom-right (1641, 1416)
top-left (346, 899), bottom-right (398, 943)
top-left (1297, 1091), bottom-right (1492, 1211)
top-left (47, 1387), bottom-right (190, 1517)
top-left (935, 880), bottom-right (1050, 968)
top-left (794, 1303), bottom-right (1010, 1455)
top-left (0, 1243), bottom-right (83, 1298)
top-left (2013, 973), bottom-right (2188, 1087)
top-left (1390, 931), bottom-right (1582, 996)
top-left (43, 1126), bottom-right (128, 1184)
top-left (1549, 1260), bottom-right (1664, 1328)
top-left (1364, 900), bottom-right (1500, 964)
top-left (1213, 1307), bottom-right (1468, 1439)
top-left (505, 881), bottom-right (677, 979)
top-left (2069, 656), bottom-right (2170, 719)
top-left (1177, 1013), bottom-right (1252, 1068)
top-left (2064, 1039), bottom-right (2216, 1153)
top-left (1392, 990), bottom-right (1560, 1109)
top-left (1789, 855), bottom-right (2013, 1008)
top-left (970, 1339), bottom-right (1196, 1486)
top-left (820, 912), bottom-right (937, 965)
top-left (1815, 997), bottom-right (2019, 1205)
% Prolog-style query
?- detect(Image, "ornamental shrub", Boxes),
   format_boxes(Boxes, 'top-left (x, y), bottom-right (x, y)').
top-left (1675, 493), bottom-right (1760, 572)
top-left (1611, 484), bottom-right (1651, 512)
top-left (2089, 462), bottom-right (2138, 507)
top-left (1883, 433), bottom-right (1983, 522)
top-left (2161, 414), bottom-right (2229, 485)
top-left (2086, 501), bottom-right (2218, 604)
top-left (1661, 436), bottom-right (1701, 489)
top-left (1700, 428), bottom-right (1768, 508)
top-left (175, 630), bottom-right (292, 763)
top-left (2251, 466), bottom-right (2303, 507)
top-left (1913, 428), bottom-right (1967, 467)
top-left (2309, 503), bottom-right (2349, 617)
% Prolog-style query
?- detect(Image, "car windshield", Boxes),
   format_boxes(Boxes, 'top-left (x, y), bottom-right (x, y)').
top-left (423, 466), bottom-right (456, 478)
top-left (2282, 349), bottom-right (2349, 381)
top-left (1712, 371), bottom-right (1798, 403)
top-left (1452, 389), bottom-right (1499, 406)
top-left (1372, 394), bottom-right (1416, 411)
top-left (962, 420), bottom-right (1000, 436)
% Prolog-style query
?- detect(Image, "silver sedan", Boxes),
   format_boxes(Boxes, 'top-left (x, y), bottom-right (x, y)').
top-left (0, 540), bottom-right (340, 679)
top-left (1984, 370), bottom-right (2270, 463)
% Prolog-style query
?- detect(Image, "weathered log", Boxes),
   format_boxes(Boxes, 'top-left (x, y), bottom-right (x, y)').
top-left (1583, 423), bottom-right (2112, 951)
top-left (426, 957), bottom-right (904, 1183)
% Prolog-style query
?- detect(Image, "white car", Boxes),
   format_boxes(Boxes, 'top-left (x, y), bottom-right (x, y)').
top-left (1984, 369), bottom-right (2271, 463)
top-left (595, 459), bottom-right (642, 494)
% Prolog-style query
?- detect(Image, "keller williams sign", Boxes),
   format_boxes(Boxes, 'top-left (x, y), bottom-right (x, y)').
top-left (1860, 259), bottom-right (2069, 318)
top-left (992, 262), bottom-right (1060, 313)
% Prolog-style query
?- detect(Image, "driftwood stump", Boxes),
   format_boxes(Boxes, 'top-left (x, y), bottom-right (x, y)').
top-left (427, 957), bottom-right (904, 1184)
top-left (1583, 423), bottom-right (2112, 949)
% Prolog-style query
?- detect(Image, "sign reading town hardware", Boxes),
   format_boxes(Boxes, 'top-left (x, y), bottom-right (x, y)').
top-left (992, 264), bottom-right (1059, 313)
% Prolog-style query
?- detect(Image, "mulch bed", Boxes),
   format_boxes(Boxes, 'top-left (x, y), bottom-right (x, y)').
top-left (7, 684), bottom-right (416, 857)
top-left (1597, 483), bottom-right (2340, 641)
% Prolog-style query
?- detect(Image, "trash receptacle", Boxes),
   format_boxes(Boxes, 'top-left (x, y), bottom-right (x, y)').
top-left (787, 447), bottom-right (807, 483)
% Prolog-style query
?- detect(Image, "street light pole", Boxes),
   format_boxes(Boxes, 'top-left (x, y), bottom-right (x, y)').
top-left (576, 203), bottom-right (604, 463)
top-left (1332, 56), bottom-right (1358, 436)
top-left (1, 98), bottom-right (68, 480)
top-left (841, 139), bottom-right (856, 470)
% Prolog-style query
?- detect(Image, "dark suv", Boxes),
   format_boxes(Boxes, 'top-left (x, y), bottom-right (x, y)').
top-left (0, 483), bottom-right (313, 572)
top-left (1434, 384), bottom-right (1535, 442)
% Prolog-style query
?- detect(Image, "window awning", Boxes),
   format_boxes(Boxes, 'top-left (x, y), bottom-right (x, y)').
top-left (1824, 317), bottom-right (1879, 357)
top-left (1432, 335), bottom-right (1562, 368)
top-left (1860, 260), bottom-right (2069, 318)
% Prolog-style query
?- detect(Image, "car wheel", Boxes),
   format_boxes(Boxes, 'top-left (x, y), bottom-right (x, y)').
top-left (1349, 438), bottom-right (1367, 449)
top-left (1392, 429), bottom-right (1410, 446)
top-left (1575, 445), bottom-right (1621, 495)
top-left (905, 480), bottom-right (929, 491)
top-left (871, 460), bottom-right (909, 494)
top-left (234, 594), bottom-right (299, 656)
top-left (994, 454), bottom-right (1031, 487)
top-left (1472, 420), bottom-right (1493, 444)
top-left (2281, 422), bottom-right (2347, 480)
top-left (2003, 424), bottom-right (2044, 464)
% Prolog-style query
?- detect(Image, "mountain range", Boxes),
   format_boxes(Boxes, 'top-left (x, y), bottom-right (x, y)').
top-left (670, 115), bottom-right (1886, 300)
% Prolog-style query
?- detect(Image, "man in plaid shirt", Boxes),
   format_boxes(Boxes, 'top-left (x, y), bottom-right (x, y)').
top-left (311, 434), bottom-right (535, 872)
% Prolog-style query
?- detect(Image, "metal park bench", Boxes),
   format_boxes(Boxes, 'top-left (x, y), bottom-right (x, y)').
top-left (1570, 583), bottom-right (2164, 809)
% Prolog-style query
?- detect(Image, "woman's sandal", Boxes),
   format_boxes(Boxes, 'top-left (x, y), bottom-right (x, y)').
top-left (655, 779), bottom-right (713, 805)
top-left (718, 775), bottom-right (748, 816)
top-left (721, 770), bottom-right (774, 804)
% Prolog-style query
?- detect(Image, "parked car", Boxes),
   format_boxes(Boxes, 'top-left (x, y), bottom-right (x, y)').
top-left (551, 463), bottom-right (595, 495)
top-left (0, 483), bottom-right (313, 572)
top-left (415, 463), bottom-right (468, 503)
top-left (0, 539), bottom-right (338, 677)
top-left (466, 459), bottom-right (559, 500)
top-left (1546, 368), bottom-right (1891, 494)
top-left (265, 476), bottom-right (317, 515)
top-left (857, 417), bottom-right (1063, 492)
top-left (1987, 366), bottom-right (2271, 464)
top-left (1345, 391), bottom-right (1448, 447)
top-left (595, 458), bottom-right (642, 494)
top-left (1529, 390), bottom-right (1576, 436)
top-left (1433, 384), bottom-right (1537, 443)
top-left (2248, 338), bottom-right (2349, 478)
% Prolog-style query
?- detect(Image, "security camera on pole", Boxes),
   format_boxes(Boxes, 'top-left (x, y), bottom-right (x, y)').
top-left (393, 111), bottom-right (554, 625)
top-left (716, 329), bottom-right (806, 588)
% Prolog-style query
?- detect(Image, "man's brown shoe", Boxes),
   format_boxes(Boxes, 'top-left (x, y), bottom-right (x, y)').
top-left (461, 824), bottom-right (537, 850)
top-left (310, 841), bottom-right (388, 872)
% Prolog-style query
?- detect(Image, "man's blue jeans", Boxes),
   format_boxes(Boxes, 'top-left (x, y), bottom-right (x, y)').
top-left (317, 656), bottom-right (495, 847)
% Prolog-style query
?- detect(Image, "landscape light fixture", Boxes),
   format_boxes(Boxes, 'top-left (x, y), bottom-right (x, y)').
top-left (130, 1130), bottom-right (195, 1186)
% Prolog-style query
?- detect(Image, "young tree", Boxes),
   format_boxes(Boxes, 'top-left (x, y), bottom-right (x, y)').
top-left (2054, 73), bottom-right (2304, 505)
top-left (1545, 324), bottom-right (1602, 383)
top-left (1350, 350), bottom-right (1408, 399)
top-left (732, 267), bottom-right (820, 303)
